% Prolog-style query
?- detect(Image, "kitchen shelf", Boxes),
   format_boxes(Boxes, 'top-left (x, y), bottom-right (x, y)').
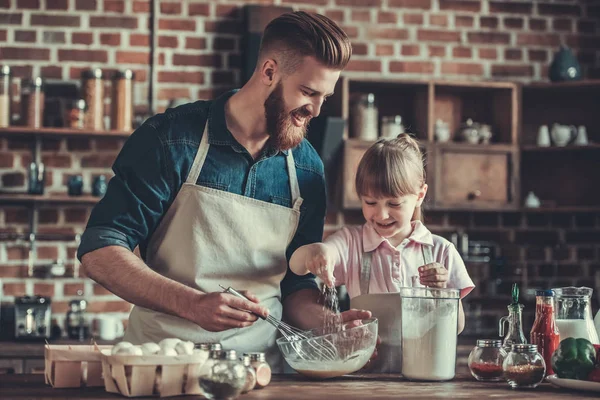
top-left (0, 193), bottom-right (100, 205)
top-left (0, 127), bottom-right (132, 138)
top-left (521, 143), bottom-right (600, 152)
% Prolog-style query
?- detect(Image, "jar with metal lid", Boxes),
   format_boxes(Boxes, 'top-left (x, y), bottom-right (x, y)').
top-left (380, 115), bottom-right (405, 139)
top-left (240, 354), bottom-right (256, 393)
top-left (351, 93), bottom-right (378, 141)
top-left (66, 99), bottom-right (86, 129)
top-left (0, 65), bottom-right (11, 127)
top-left (246, 352), bottom-right (271, 389)
top-left (81, 68), bottom-right (104, 130)
top-left (66, 299), bottom-right (88, 341)
top-left (199, 350), bottom-right (246, 400)
top-left (111, 69), bottom-right (135, 131)
top-left (21, 77), bottom-right (45, 128)
top-left (195, 342), bottom-right (221, 351)
top-left (502, 344), bottom-right (546, 389)
top-left (467, 339), bottom-right (507, 381)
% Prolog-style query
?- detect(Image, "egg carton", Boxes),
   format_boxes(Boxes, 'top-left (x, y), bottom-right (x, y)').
top-left (100, 349), bottom-right (210, 397)
top-left (44, 344), bottom-right (113, 388)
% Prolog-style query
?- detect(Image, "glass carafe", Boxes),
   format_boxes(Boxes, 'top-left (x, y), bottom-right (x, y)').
top-left (499, 304), bottom-right (527, 352)
top-left (553, 286), bottom-right (599, 344)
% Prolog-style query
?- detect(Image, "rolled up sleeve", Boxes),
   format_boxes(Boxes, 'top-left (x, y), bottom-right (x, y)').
top-left (77, 122), bottom-right (174, 261)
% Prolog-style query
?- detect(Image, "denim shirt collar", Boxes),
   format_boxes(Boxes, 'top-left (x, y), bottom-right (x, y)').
top-left (208, 89), bottom-right (289, 156)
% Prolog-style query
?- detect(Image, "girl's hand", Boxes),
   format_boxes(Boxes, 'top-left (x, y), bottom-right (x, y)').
top-left (418, 262), bottom-right (448, 288)
top-left (306, 244), bottom-right (336, 288)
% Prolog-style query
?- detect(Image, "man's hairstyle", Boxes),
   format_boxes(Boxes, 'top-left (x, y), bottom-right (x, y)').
top-left (258, 11), bottom-right (352, 73)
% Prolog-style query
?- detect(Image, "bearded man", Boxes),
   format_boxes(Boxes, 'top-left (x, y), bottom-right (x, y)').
top-left (77, 11), bottom-right (370, 369)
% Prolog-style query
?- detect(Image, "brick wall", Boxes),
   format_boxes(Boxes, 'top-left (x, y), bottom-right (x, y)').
top-left (0, 0), bottom-right (599, 336)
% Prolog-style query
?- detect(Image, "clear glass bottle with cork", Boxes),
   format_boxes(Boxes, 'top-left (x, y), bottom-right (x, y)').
top-left (499, 283), bottom-right (527, 352)
top-left (81, 68), bottom-right (104, 131)
top-left (0, 65), bottom-right (11, 127)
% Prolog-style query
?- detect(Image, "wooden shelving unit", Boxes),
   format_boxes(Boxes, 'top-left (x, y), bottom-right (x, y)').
top-left (0, 193), bottom-right (100, 205)
top-left (0, 127), bottom-right (131, 138)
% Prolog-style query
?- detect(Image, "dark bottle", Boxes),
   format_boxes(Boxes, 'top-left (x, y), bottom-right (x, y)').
top-left (66, 299), bottom-right (89, 341)
top-left (92, 175), bottom-right (107, 197)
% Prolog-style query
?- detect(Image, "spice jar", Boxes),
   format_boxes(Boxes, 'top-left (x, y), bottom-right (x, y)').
top-left (66, 299), bottom-right (88, 341)
top-left (351, 93), bottom-right (378, 141)
top-left (380, 115), bottom-right (405, 139)
top-left (0, 65), bottom-right (11, 127)
top-left (66, 99), bottom-right (86, 129)
top-left (111, 69), bottom-right (134, 131)
top-left (199, 350), bottom-right (246, 400)
top-left (81, 68), bottom-right (104, 131)
top-left (195, 342), bottom-right (221, 352)
top-left (21, 77), bottom-right (45, 128)
top-left (241, 354), bottom-right (256, 393)
top-left (502, 344), bottom-right (546, 389)
top-left (467, 339), bottom-right (507, 381)
top-left (246, 352), bottom-right (271, 389)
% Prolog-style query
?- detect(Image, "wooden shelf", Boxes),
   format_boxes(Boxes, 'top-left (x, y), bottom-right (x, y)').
top-left (0, 193), bottom-right (100, 205)
top-left (524, 79), bottom-right (600, 89)
top-left (0, 127), bottom-right (131, 138)
top-left (426, 206), bottom-right (600, 213)
top-left (433, 142), bottom-right (517, 152)
top-left (521, 143), bottom-right (600, 152)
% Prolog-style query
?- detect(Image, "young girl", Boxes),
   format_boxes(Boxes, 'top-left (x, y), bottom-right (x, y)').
top-left (290, 134), bottom-right (474, 371)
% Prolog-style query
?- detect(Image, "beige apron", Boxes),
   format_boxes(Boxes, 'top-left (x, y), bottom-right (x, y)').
top-left (350, 245), bottom-right (432, 373)
top-left (124, 111), bottom-right (303, 371)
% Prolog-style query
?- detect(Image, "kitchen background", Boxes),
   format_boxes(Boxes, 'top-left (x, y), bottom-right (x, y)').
top-left (0, 0), bottom-right (599, 346)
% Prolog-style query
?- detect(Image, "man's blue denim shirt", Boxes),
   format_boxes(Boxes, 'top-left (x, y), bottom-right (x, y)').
top-left (77, 90), bottom-right (324, 299)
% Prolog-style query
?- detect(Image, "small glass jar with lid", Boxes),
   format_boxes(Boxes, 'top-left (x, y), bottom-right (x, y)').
top-left (380, 115), bottom-right (405, 139)
top-left (66, 99), bottom-right (86, 129)
top-left (21, 77), bottom-right (45, 128)
top-left (81, 68), bottom-right (104, 130)
top-left (245, 352), bottom-right (271, 389)
top-left (351, 93), bottom-right (378, 141)
top-left (0, 65), bottom-right (11, 127)
top-left (502, 344), bottom-right (546, 389)
top-left (240, 354), bottom-right (256, 393)
top-left (111, 69), bottom-right (135, 131)
top-left (467, 339), bottom-right (507, 381)
top-left (199, 350), bottom-right (246, 400)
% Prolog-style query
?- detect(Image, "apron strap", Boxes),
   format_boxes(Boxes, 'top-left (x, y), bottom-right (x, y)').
top-left (421, 245), bottom-right (433, 265)
top-left (285, 151), bottom-right (303, 211)
top-left (185, 118), bottom-right (210, 184)
top-left (360, 251), bottom-right (373, 296)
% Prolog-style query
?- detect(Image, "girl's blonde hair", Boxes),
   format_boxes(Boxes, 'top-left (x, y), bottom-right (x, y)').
top-left (355, 133), bottom-right (426, 221)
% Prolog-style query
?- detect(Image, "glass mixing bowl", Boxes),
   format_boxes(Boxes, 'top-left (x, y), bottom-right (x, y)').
top-left (276, 318), bottom-right (378, 379)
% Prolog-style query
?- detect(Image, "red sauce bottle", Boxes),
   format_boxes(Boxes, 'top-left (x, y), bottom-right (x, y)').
top-left (530, 289), bottom-right (560, 375)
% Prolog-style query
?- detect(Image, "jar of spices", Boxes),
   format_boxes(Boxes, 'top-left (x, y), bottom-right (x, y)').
top-left (351, 93), bottom-right (378, 141)
top-left (21, 77), bottom-right (45, 128)
top-left (467, 339), bottom-right (507, 381)
top-left (199, 350), bottom-right (246, 400)
top-left (502, 344), bottom-right (546, 389)
top-left (246, 352), bottom-right (271, 389)
top-left (81, 68), bottom-right (104, 131)
top-left (195, 342), bottom-right (221, 352)
top-left (66, 99), bottom-right (86, 129)
top-left (240, 354), bottom-right (256, 393)
top-left (0, 66), bottom-right (11, 127)
top-left (111, 69), bottom-right (135, 131)
top-left (380, 115), bottom-right (405, 139)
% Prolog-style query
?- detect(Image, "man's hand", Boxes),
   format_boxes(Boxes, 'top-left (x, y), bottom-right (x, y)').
top-left (418, 262), bottom-right (448, 288)
top-left (191, 290), bottom-right (268, 332)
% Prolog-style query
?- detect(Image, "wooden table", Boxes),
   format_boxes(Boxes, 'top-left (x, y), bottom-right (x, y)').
top-left (0, 373), bottom-right (595, 399)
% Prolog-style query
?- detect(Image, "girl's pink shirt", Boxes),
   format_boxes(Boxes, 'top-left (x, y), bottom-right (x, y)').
top-left (325, 221), bottom-right (475, 299)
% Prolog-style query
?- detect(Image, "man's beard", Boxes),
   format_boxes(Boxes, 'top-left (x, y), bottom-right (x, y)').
top-left (264, 82), bottom-right (311, 151)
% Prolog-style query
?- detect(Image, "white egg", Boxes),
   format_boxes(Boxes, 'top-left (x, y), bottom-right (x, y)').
top-left (115, 345), bottom-right (143, 356)
top-left (140, 342), bottom-right (161, 355)
top-left (157, 347), bottom-right (178, 356)
top-left (174, 340), bottom-right (194, 355)
top-left (111, 341), bottom-right (134, 355)
top-left (158, 338), bottom-right (181, 350)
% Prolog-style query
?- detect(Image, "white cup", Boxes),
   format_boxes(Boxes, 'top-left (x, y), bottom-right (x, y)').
top-left (95, 315), bottom-right (124, 340)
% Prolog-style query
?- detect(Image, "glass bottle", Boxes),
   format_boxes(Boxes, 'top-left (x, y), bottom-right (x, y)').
top-left (111, 69), bottom-right (135, 131)
top-left (553, 286), bottom-right (599, 344)
top-left (81, 68), bottom-right (104, 130)
top-left (499, 303), bottom-right (527, 352)
top-left (66, 299), bottom-right (88, 341)
top-left (246, 352), bottom-right (271, 389)
top-left (240, 354), bottom-right (256, 393)
top-left (467, 339), bottom-right (507, 381)
top-left (66, 99), bottom-right (86, 129)
top-left (0, 65), bottom-right (11, 127)
top-left (530, 289), bottom-right (559, 376)
top-left (351, 93), bottom-right (378, 141)
top-left (21, 77), bottom-right (45, 128)
top-left (199, 349), bottom-right (246, 400)
top-left (503, 344), bottom-right (546, 389)
top-left (380, 115), bottom-right (405, 139)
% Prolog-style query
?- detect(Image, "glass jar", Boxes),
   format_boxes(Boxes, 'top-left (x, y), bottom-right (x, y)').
top-left (502, 344), bottom-right (546, 389)
top-left (246, 352), bottom-right (271, 389)
top-left (199, 350), bottom-right (246, 400)
top-left (111, 69), bottom-right (134, 131)
top-left (81, 68), bottom-right (104, 131)
top-left (467, 339), bottom-right (507, 381)
top-left (241, 354), bottom-right (256, 393)
top-left (195, 342), bottom-right (221, 352)
top-left (21, 77), bottom-right (45, 128)
top-left (66, 99), bottom-right (86, 129)
top-left (0, 65), bottom-right (11, 127)
top-left (553, 286), bottom-right (599, 344)
top-left (66, 299), bottom-right (88, 341)
top-left (380, 115), bottom-right (405, 139)
top-left (351, 93), bottom-right (378, 140)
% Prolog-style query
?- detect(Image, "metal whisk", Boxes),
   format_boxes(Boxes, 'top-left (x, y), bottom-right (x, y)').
top-left (220, 285), bottom-right (338, 361)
